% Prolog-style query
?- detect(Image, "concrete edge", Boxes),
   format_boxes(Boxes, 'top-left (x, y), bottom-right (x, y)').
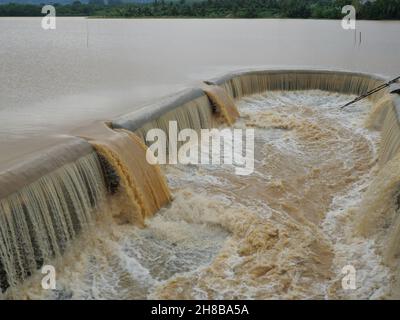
top-left (111, 87), bottom-right (205, 132)
top-left (204, 68), bottom-right (389, 86)
top-left (0, 137), bottom-right (94, 200)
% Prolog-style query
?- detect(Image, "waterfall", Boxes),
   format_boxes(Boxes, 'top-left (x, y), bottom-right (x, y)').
top-left (365, 95), bottom-right (395, 130)
top-left (203, 85), bottom-right (240, 125)
top-left (0, 123), bottom-right (172, 294)
top-left (205, 69), bottom-right (400, 275)
top-left (364, 95), bottom-right (400, 167)
top-left (1, 69), bottom-right (399, 297)
top-left (206, 70), bottom-right (388, 100)
top-left (357, 94), bottom-right (400, 264)
top-left (356, 151), bottom-right (400, 264)
top-left (377, 99), bottom-right (400, 167)
top-left (112, 89), bottom-right (216, 150)
top-left (0, 84), bottom-right (238, 293)
top-left (0, 151), bottom-right (106, 291)
top-left (79, 124), bottom-right (171, 226)
top-left (135, 95), bottom-right (214, 148)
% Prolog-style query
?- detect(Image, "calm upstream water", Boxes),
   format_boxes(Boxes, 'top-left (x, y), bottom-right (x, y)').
top-left (0, 17), bottom-right (399, 168)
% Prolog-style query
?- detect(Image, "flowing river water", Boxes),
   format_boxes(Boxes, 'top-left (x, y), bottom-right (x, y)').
top-left (1, 18), bottom-right (400, 299)
top-left (5, 90), bottom-right (395, 299)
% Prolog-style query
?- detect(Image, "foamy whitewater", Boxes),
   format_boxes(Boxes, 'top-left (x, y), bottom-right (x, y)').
top-left (5, 90), bottom-right (397, 300)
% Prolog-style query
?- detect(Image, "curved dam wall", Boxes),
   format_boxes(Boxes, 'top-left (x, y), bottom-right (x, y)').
top-left (112, 88), bottom-right (216, 150)
top-left (0, 137), bottom-right (94, 200)
top-left (205, 69), bottom-right (391, 101)
top-left (0, 137), bottom-right (107, 291)
top-left (0, 87), bottom-right (225, 293)
top-left (1, 69), bottom-right (399, 293)
top-left (206, 69), bottom-right (400, 166)
top-left (206, 69), bottom-right (400, 266)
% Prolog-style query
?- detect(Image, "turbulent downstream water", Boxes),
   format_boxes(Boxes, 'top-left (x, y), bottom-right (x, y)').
top-left (6, 90), bottom-right (394, 300)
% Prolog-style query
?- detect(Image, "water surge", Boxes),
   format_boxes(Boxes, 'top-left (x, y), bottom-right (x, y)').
top-left (1, 69), bottom-right (400, 299)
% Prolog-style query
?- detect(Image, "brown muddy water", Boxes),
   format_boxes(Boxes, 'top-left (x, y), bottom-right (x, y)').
top-left (5, 89), bottom-right (396, 299)
top-left (0, 18), bottom-right (399, 168)
top-left (1, 18), bottom-right (400, 300)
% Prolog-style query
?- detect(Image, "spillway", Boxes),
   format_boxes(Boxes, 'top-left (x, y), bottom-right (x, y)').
top-left (0, 137), bottom-right (106, 293)
top-left (1, 69), bottom-right (400, 299)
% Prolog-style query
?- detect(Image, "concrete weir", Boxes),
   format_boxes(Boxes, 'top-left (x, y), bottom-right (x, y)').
top-left (205, 69), bottom-right (400, 165)
top-left (112, 88), bottom-right (207, 133)
top-left (0, 137), bottom-right (95, 200)
top-left (0, 137), bottom-right (107, 291)
top-left (205, 69), bottom-right (390, 99)
top-left (0, 69), bottom-right (399, 294)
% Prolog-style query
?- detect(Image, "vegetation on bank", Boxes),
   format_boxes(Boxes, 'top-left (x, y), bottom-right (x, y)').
top-left (0, 0), bottom-right (399, 20)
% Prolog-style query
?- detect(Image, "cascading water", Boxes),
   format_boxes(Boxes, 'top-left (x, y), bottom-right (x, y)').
top-left (117, 92), bottom-right (216, 149)
top-left (365, 95), bottom-right (395, 130)
top-left (79, 124), bottom-right (172, 225)
top-left (376, 99), bottom-right (400, 167)
top-left (1, 70), bottom-right (400, 299)
top-left (209, 71), bottom-right (388, 101)
top-left (203, 85), bottom-right (240, 125)
top-left (0, 151), bottom-right (106, 293)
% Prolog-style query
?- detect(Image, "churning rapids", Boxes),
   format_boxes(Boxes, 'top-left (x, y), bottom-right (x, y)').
top-left (4, 89), bottom-right (397, 300)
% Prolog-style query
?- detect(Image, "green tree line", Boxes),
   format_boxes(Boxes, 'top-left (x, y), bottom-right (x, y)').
top-left (0, 0), bottom-right (399, 19)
